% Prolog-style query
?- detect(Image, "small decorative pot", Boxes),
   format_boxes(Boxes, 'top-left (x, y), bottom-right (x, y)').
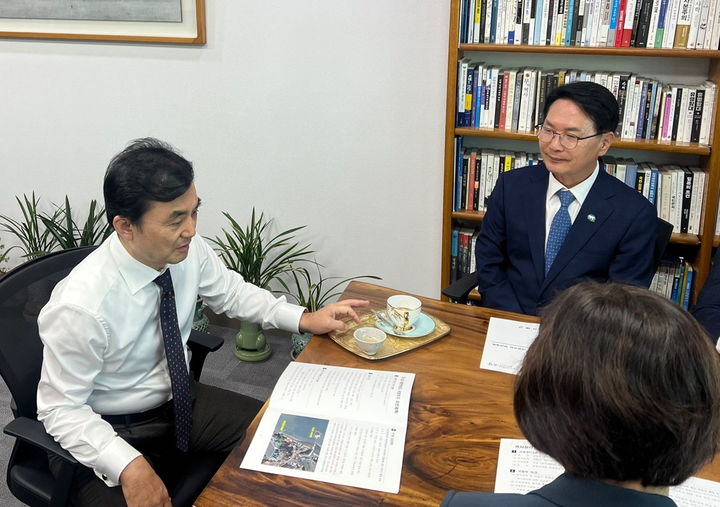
top-left (234, 321), bottom-right (272, 362)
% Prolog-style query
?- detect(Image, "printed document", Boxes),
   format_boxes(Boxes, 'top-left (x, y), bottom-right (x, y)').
top-left (240, 362), bottom-right (415, 493)
top-left (480, 317), bottom-right (539, 374)
top-left (495, 439), bottom-right (720, 506)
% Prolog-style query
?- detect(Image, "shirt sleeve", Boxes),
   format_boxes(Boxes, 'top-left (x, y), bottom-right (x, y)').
top-left (36, 303), bottom-right (141, 486)
top-left (195, 236), bottom-right (305, 332)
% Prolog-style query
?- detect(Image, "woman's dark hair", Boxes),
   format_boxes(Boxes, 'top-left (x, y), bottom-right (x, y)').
top-left (103, 138), bottom-right (194, 224)
top-left (543, 81), bottom-right (619, 134)
top-left (514, 281), bottom-right (720, 487)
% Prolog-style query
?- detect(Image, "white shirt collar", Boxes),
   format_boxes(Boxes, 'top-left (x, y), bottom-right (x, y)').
top-left (546, 161), bottom-right (600, 206)
top-left (108, 233), bottom-right (164, 295)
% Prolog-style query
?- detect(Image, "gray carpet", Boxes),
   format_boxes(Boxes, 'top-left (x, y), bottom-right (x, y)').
top-left (0, 324), bottom-right (294, 506)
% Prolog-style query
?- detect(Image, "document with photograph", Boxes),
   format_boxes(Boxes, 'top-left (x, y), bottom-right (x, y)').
top-left (495, 439), bottom-right (720, 506)
top-left (480, 317), bottom-right (539, 375)
top-left (240, 362), bottom-right (415, 493)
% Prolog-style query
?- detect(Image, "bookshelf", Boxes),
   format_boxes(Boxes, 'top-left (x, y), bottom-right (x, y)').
top-left (440, 0), bottom-right (720, 304)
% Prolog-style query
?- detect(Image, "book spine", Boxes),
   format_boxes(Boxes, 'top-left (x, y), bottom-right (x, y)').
top-left (680, 168), bottom-right (693, 233)
top-left (675, 0), bottom-right (693, 47)
top-left (691, 88), bottom-right (705, 143)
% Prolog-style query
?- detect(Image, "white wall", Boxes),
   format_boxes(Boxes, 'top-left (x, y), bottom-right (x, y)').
top-left (0, 1), bottom-right (450, 298)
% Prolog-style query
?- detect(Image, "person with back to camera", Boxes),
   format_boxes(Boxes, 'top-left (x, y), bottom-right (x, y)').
top-left (442, 281), bottom-right (720, 506)
top-left (474, 81), bottom-right (657, 316)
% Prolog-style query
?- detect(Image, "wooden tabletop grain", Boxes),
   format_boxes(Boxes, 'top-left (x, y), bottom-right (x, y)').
top-left (195, 281), bottom-right (720, 506)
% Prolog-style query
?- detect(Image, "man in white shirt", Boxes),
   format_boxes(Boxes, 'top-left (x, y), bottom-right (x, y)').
top-left (474, 81), bottom-right (657, 315)
top-left (37, 138), bottom-right (368, 506)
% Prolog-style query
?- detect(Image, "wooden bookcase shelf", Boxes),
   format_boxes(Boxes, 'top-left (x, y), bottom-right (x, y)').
top-left (441, 0), bottom-right (720, 304)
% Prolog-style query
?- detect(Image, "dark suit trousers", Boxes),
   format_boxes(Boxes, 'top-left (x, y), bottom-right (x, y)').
top-left (50, 381), bottom-right (263, 507)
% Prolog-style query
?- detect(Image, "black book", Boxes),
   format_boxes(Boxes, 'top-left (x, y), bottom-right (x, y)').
top-left (569, 0), bottom-right (581, 46)
top-left (630, 0), bottom-right (648, 46)
top-left (537, 72), bottom-right (549, 125)
top-left (634, 0), bottom-right (654, 47)
top-left (494, 72), bottom-right (505, 128)
top-left (546, 0), bottom-right (555, 45)
top-left (479, 0), bottom-right (487, 42)
top-left (671, 87), bottom-right (684, 141)
top-left (616, 75), bottom-right (630, 137)
top-left (691, 88), bottom-right (705, 143)
top-left (680, 167), bottom-right (694, 233)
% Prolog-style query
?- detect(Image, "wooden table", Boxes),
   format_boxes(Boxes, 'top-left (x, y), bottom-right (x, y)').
top-left (196, 281), bottom-right (720, 506)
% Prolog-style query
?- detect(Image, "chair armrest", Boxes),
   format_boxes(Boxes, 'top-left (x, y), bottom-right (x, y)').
top-left (188, 329), bottom-right (224, 381)
top-left (4, 417), bottom-right (77, 464)
top-left (441, 271), bottom-right (478, 303)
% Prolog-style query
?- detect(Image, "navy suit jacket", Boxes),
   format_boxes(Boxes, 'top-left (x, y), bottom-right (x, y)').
top-left (441, 473), bottom-right (677, 507)
top-left (475, 163), bottom-right (657, 315)
top-left (692, 247), bottom-right (720, 343)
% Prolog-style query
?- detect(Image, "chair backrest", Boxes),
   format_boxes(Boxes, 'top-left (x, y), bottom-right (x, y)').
top-left (654, 217), bottom-right (674, 270)
top-left (0, 247), bottom-right (97, 419)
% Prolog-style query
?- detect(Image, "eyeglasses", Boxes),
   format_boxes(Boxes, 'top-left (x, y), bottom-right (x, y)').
top-left (535, 124), bottom-right (605, 150)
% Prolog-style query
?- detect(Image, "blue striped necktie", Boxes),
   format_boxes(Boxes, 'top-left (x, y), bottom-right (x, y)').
top-left (545, 189), bottom-right (575, 275)
top-left (154, 269), bottom-right (192, 452)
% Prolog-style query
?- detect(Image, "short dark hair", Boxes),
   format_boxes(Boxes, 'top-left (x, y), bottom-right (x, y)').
top-left (514, 281), bottom-right (720, 487)
top-left (103, 138), bottom-right (194, 224)
top-left (543, 81), bottom-right (619, 134)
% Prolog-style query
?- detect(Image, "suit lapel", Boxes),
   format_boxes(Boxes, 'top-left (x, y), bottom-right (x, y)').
top-left (541, 168), bottom-right (615, 291)
top-left (524, 165), bottom-right (549, 287)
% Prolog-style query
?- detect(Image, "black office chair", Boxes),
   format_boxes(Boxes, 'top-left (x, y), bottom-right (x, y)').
top-left (0, 246), bottom-right (224, 506)
top-left (443, 217), bottom-right (675, 304)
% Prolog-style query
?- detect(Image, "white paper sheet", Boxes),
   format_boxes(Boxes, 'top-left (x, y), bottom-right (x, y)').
top-left (494, 438), bottom-right (720, 506)
top-left (480, 317), bottom-right (539, 374)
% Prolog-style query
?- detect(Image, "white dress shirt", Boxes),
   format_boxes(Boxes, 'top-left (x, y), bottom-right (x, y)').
top-left (36, 233), bottom-right (305, 486)
top-left (544, 163), bottom-right (600, 251)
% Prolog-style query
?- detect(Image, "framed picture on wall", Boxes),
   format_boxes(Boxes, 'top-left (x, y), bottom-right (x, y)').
top-left (0, 0), bottom-right (205, 44)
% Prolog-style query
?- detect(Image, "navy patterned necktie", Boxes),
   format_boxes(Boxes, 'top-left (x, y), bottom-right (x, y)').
top-left (154, 269), bottom-right (192, 452)
top-left (545, 189), bottom-right (575, 275)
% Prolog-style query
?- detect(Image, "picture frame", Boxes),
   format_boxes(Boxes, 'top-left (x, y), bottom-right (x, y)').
top-left (0, 0), bottom-right (205, 44)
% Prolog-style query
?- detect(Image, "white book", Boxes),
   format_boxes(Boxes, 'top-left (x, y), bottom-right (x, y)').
top-left (499, 0), bottom-right (509, 44)
top-left (598, 0), bottom-right (613, 45)
top-left (558, 0), bottom-right (570, 45)
top-left (710, 0), bottom-right (720, 47)
top-left (589, 0), bottom-right (601, 45)
top-left (505, 69), bottom-right (518, 130)
top-left (468, 0), bottom-right (476, 43)
top-left (457, 59), bottom-right (470, 118)
top-left (484, 0), bottom-right (493, 42)
top-left (616, 158), bottom-right (628, 183)
top-left (541, 0), bottom-right (551, 45)
top-left (507, 0), bottom-right (518, 43)
top-left (675, 0), bottom-right (694, 47)
top-left (664, 86), bottom-right (679, 142)
top-left (659, 168), bottom-right (673, 224)
top-left (688, 167), bottom-right (705, 234)
top-left (664, 0), bottom-right (682, 47)
top-left (671, 166), bottom-right (684, 231)
top-left (684, 87), bottom-right (698, 143)
top-left (518, 68), bottom-right (533, 132)
top-left (700, 81), bottom-right (716, 144)
top-left (240, 362), bottom-right (415, 494)
top-left (676, 86), bottom-right (691, 142)
top-left (688, 0), bottom-right (705, 47)
top-left (526, 69), bottom-right (539, 130)
top-left (647, 0), bottom-right (663, 48)
top-left (487, 67), bottom-right (499, 128)
top-left (477, 152), bottom-right (487, 212)
top-left (624, 76), bottom-right (643, 139)
top-left (703, 0), bottom-right (718, 48)
top-left (695, 0), bottom-right (712, 47)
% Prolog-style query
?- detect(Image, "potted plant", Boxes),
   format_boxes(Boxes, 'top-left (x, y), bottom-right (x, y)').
top-left (39, 196), bottom-right (113, 248)
top-left (208, 208), bottom-right (313, 362)
top-left (279, 261), bottom-right (380, 360)
top-left (0, 193), bottom-right (59, 261)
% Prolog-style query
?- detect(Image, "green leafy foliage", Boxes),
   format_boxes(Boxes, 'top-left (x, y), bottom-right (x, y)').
top-left (208, 208), bottom-right (313, 289)
top-left (40, 196), bottom-right (113, 249)
top-left (278, 260), bottom-right (381, 312)
top-left (0, 193), bottom-right (59, 260)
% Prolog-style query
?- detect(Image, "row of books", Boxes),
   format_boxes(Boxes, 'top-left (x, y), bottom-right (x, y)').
top-left (459, 0), bottom-right (720, 49)
top-left (456, 62), bottom-right (717, 144)
top-left (452, 143), bottom-right (706, 234)
top-left (450, 227), bottom-right (694, 308)
top-left (650, 258), bottom-right (694, 308)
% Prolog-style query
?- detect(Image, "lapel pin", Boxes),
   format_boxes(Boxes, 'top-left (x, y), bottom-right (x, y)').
top-left (587, 214), bottom-right (596, 223)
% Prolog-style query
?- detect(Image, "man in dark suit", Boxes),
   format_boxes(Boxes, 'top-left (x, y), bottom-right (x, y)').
top-left (474, 81), bottom-right (656, 315)
top-left (692, 249), bottom-right (720, 345)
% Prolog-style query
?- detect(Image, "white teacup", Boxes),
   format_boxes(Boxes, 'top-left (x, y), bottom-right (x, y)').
top-left (386, 295), bottom-right (422, 332)
top-left (353, 327), bottom-right (387, 355)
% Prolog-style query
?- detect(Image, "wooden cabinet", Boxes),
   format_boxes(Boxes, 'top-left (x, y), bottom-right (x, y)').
top-left (440, 0), bottom-right (720, 303)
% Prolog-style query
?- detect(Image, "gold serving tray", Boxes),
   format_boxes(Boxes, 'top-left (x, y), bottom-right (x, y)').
top-left (329, 312), bottom-right (451, 360)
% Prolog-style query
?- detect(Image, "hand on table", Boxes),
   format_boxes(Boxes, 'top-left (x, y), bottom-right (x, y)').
top-left (299, 299), bottom-right (370, 335)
